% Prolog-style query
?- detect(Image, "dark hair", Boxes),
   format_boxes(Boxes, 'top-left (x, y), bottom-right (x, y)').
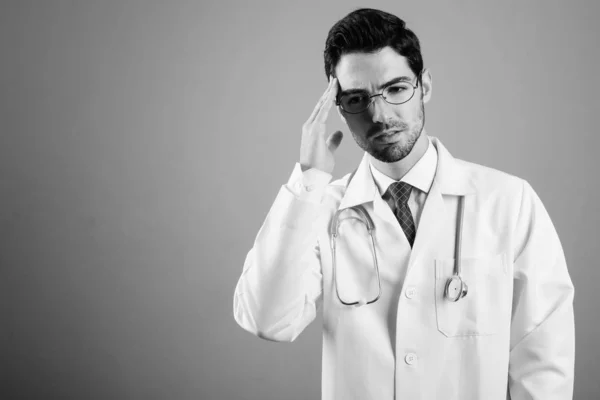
top-left (323, 8), bottom-right (424, 83)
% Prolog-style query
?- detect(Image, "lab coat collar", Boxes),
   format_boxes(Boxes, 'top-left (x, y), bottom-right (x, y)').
top-left (430, 137), bottom-right (477, 196)
top-left (338, 136), bottom-right (475, 210)
top-left (338, 151), bottom-right (378, 211)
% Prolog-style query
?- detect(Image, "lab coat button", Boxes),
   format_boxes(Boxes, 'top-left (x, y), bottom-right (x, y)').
top-left (405, 286), bottom-right (416, 299)
top-left (405, 353), bottom-right (417, 365)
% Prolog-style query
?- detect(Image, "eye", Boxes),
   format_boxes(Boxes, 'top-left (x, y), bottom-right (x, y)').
top-left (386, 84), bottom-right (410, 94)
top-left (346, 94), bottom-right (368, 105)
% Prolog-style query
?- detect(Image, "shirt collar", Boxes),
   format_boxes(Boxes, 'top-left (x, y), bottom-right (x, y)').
top-left (369, 136), bottom-right (438, 196)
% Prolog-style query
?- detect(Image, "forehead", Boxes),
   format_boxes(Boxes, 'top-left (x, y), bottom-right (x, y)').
top-left (335, 46), bottom-right (412, 90)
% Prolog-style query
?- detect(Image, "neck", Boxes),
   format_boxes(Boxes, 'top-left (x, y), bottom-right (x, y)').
top-left (370, 131), bottom-right (429, 180)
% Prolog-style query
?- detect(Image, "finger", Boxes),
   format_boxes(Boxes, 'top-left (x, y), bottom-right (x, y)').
top-left (307, 78), bottom-right (335, 122)
top-left (310, 78), bottom-right (336, 124)
top-left (326, 130), bottom-right (344, 152)
top-left (315, 78), bottom-right (338, 123)
top-left (308, 77), bottom-right (336, 123)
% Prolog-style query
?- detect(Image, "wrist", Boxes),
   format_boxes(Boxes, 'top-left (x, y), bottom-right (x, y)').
top-left (300, 160), bottom-right (333, 174)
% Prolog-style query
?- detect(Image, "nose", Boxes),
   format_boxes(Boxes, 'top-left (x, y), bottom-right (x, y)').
top-left (369, 95), bottom-right (394, 124)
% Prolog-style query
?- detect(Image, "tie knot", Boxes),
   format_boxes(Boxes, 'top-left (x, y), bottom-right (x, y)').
top-left (388, 181), bottom-right (412, 205)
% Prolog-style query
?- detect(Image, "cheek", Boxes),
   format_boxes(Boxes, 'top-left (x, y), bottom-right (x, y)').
top-left (345, 114), bottom-right (369, 131)
top-left (399, 103), bottom-right (423, 123)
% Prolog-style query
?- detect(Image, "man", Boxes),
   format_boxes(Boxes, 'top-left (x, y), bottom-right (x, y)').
top-left (233, 8), bottom-right (575, 400)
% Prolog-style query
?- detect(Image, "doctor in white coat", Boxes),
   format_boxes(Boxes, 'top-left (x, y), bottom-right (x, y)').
top-left (234, 8), bottom-right (575, 400)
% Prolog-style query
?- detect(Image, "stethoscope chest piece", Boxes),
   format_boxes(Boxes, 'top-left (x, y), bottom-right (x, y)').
top-left (445, 275), bottom-right (468, 302)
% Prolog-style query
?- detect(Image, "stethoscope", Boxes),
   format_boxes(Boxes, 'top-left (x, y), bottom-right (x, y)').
top-left (329, 195), bottom-right (468, 306)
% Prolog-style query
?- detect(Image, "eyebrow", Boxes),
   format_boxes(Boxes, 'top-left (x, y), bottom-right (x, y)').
top-left (338, 75), bottom-right (414, 97)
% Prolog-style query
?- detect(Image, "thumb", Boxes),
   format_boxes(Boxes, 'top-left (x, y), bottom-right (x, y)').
top-left (326, 130), bottom-right (344, 152)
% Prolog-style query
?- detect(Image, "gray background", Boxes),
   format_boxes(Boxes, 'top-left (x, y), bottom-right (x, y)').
top-left (1, 1), bottom-right (599, 399)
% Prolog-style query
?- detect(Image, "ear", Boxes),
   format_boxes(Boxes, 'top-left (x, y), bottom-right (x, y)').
top-left (420, 68), bottom-right (433, 104)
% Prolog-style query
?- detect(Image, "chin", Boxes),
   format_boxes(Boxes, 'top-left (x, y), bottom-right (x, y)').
top-left (352, 122), bottom-right (423, 163)
top-left (370, 131), bottom-right (422, 162)
top-left (371, 144), bottom-right (412, 163)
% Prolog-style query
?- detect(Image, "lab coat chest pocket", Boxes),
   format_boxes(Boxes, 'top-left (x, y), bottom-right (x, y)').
top-left (434, 252), bottom-right (510, 337)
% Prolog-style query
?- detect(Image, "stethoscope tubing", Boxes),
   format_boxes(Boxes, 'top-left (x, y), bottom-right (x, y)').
top-left (455, 196), bottom-right (465, 277)
top-left (331, 205), bottom-right (382, 306)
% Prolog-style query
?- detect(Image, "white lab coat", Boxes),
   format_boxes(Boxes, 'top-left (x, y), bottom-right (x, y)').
top-left (234, 137), bottom-right (575, 400)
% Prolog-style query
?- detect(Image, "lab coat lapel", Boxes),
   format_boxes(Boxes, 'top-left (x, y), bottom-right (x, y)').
top-left (407, 174), bottom-right (446, 268)
top-left (407, 137), bottom-right (477, 269)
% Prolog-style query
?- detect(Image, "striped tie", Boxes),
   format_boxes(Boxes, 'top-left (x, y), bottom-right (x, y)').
top-left (388, 181), bottom-right (416, 247)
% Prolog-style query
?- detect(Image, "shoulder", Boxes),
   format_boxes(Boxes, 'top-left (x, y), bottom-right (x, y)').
top-left (457, 157), bottom-right (527, 199)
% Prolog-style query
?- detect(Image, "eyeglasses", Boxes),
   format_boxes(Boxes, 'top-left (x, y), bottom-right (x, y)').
top-left (336, 75), bottom-right (420, 114)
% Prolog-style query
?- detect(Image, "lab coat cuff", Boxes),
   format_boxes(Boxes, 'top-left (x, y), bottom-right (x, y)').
top-left (285, 163), bottom-right (332, 204)
top-left (271, 185), bottom-right (326, 230)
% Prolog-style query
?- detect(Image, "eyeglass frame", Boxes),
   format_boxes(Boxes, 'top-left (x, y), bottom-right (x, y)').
top-left (335, 72), bottom-right (422, 114)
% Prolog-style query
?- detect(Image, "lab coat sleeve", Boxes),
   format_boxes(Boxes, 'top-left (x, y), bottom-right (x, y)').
top-left (508, 180), bottom-right (575, 399)
top-left (233, 164), bottom-right (332, 342)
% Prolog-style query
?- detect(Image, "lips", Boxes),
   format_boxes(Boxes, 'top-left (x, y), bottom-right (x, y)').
top-left (377, 129), bottom-right (401, 137)
top-left (373, 129), bottom-right (403, 144)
